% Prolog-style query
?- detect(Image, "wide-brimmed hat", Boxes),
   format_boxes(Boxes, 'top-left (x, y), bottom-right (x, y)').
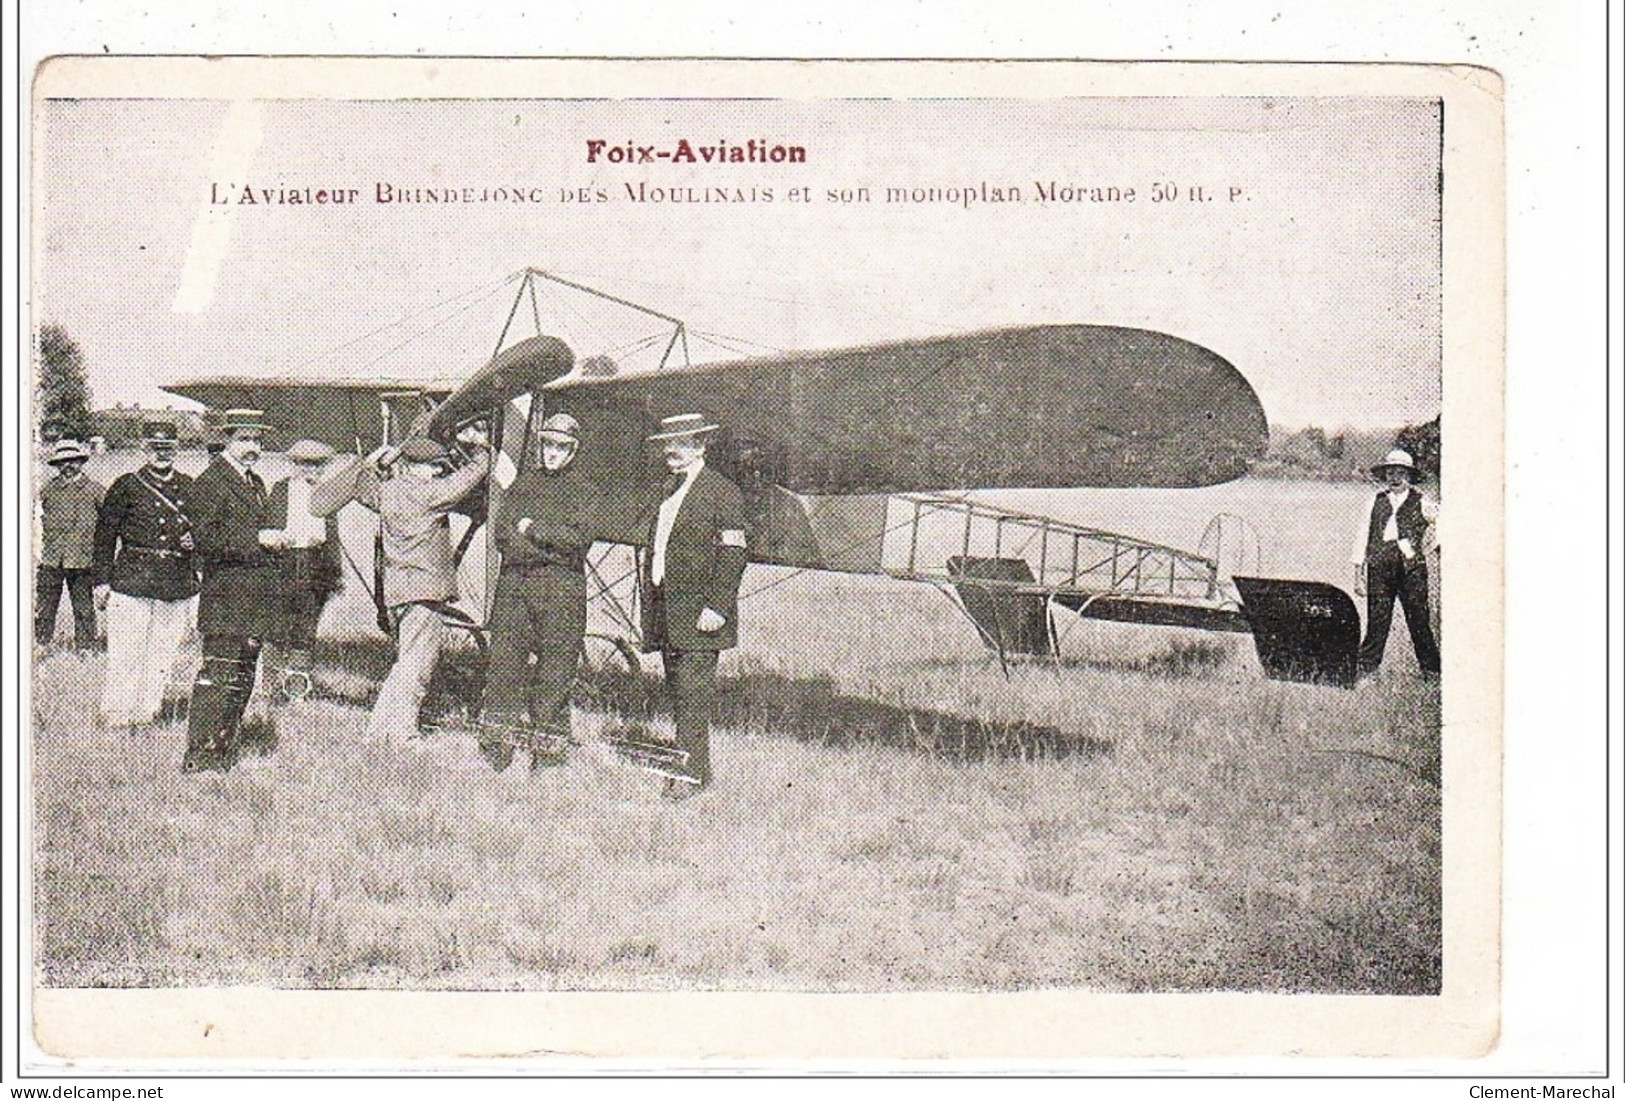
top-left (219, 407), bottom-right (272, 434)
top-left (287, 438), bottom-right (336, 464)
top-left (142, 422), bottom-right (180, 447)
top-left (397, 436), bottom-right (450, 463)
top-left (1369, 448), bottom-right (1418, 480)
top-left (537, 412), bottom-right (581, 446)
top-left (46, 439), bottom-right (90, 465)
top-left (646, 413), bottom-right (720, 442)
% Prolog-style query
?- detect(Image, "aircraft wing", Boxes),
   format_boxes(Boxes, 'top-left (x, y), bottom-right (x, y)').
top-left (419, 324), bottom-right (1268, 548)
top-left (460, 324), bottom-right (1265, 495)
top-left (163, 376), bottom-right (455, 452)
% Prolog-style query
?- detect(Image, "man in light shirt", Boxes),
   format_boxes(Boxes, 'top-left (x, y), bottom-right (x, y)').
top-left (1351, 448), bottom-right (1440, 679)
top-left (313, 427), bottom-right (491, 741)
top-left (266, 439), bottom-right (343, 700)
top-left (638, 413), bottom-right (749, 801)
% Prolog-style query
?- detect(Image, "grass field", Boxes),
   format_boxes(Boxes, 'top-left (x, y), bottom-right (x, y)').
top-left (31, 565), bottom-right (1440, 993)
top-left (31, 455), bottom-right (1441, 993)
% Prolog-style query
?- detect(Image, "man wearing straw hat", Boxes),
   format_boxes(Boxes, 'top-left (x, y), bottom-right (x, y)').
top-left (1350, 447), bottom-right (1440, 679)
top-left (34, 438), bottom-right (104, 651)
top-left (477, 412), bottom-right (604, 772)
top-left (92, 422), bottom-right (199, 730)
top-left (639, 413), bottom-right (749, 801)
top-left (265, 439), bottom-right (344, 701)
top-left (182, 408), bottom-right (283, 772)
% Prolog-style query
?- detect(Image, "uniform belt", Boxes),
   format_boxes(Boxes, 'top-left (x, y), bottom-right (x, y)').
top-left (122, 546), bottom-right (188, 559)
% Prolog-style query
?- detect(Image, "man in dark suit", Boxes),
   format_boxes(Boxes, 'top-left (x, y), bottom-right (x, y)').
top-left (479, 413), bottom-right (604, 772)
top-left (639, 413), bottom-right (749, 801)
top-left (182, 408), bottom-right (284, 773)
top-left (93, 422), bottom-right (199, 730)
top-left (265, 438), bottom-right (344, 700)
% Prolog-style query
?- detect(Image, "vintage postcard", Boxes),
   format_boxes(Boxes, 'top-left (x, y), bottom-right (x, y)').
top-left (20, 58), bottom-right (1503, 1066)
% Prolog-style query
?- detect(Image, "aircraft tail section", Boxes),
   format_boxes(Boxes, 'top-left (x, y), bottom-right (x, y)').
top-left (1232, 576), bottom-right (1361, 689)
top-left (947, 562), bottom-right (1362, 690)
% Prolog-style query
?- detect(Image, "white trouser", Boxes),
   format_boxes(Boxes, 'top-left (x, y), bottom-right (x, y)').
top-left (101, 591), bottom-right (195, 726)
top-left (366, 603), bottom-right (446, 741)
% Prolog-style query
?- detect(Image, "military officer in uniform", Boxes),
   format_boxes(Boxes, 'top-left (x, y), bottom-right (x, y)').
top-left (182, 408), bottom-right (283, 773)
top-left (478, 413), bottom-right (603, 772)
top-left (266, 439), bottom-right (343, 700)
top-left (35, 439), bottom-right (104, 650)
top-left (639, 413), bottom-right (749, 801)
top-left (93, 422), bottom-right (199, 730)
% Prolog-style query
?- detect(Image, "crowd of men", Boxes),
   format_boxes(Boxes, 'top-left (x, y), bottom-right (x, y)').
top-left (37, 413), bottom-right (1440, 795)
top-left (34, 406), bottom-right (747, 802)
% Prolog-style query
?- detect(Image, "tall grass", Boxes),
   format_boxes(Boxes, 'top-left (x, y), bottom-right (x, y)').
top-left (30, 574), bottom-right (1441, 994)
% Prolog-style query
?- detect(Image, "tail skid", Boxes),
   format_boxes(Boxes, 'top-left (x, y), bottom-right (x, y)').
top-left (942, 556), bottom-right (1360, 690)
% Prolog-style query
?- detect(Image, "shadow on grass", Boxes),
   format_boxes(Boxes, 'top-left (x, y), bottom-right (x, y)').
top-left (588, 665), bottom-right (1111, 763)
top-left (308, 637), bottom-right (1111, 763)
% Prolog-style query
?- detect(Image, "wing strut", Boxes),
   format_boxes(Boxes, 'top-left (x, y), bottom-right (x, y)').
top-left (496, 269), bottom-right (692, 371)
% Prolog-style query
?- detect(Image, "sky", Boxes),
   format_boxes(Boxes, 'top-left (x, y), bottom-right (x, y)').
top-left (32, 91), bottom-right (1442, 430)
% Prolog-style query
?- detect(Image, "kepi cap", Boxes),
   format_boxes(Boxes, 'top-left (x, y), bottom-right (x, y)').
top-left (142, 422), bottom-right (180, 447)
top-left (646, 413), bottom-right (720, 441)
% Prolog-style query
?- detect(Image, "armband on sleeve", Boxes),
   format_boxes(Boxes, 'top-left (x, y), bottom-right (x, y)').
top-left (719, 529), bottom-right (747, 549)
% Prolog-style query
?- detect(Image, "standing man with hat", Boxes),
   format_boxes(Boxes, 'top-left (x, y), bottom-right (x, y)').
top-left (182, 408), bottom-right (283, 772)
top-left (93, 422), bottom-right (199, 730)
top-left (266, 439), bottom-right (343, 700)
top-left (477, 412), bottom-right (604, 771)
top-left (313, 426), bottom-right (491, 742)
top-left (35, 439), bottom-right (105, 650)
top-left (1351, 447), bottom-right (1440, 679)
top-left (639, 413), bottom-right (749, 800)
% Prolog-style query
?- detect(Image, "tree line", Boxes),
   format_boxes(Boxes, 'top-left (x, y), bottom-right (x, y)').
top-left (1258, 417), bottom-right (1442, 484)
top-left (35, 324), bottom-right (209, 447)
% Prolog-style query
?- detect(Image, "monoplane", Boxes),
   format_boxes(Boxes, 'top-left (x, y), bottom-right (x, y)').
top-left (166, 269), bottom-right (1361, 708)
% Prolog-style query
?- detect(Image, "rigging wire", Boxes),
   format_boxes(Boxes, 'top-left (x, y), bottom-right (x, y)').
top-left (314, 274), bottom-right (520, 361)
top-left (354, 281), bottom-right (515, 373)
top-left (598, 331), bottom-right (669, 360)
top-left (734, 504), bottom-right (929, 604)
top-left (687, 329), bottom-right (788, 358)
top-left (545, 268), bottom-right (967, 343)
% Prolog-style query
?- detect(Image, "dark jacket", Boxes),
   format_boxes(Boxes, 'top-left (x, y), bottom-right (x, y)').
top-left (1364, 489), bottom-right (1432, 570)
top-left (190, 456), bottom-right (282, 638)
top-left (94, 468), bottom-right (200, 601)
top-left (493, 464), bottom-right (602, 573)
top-left (266, 477), bottom-right (343, 595)
top-left (639, 465), bottom-right (748, 652)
